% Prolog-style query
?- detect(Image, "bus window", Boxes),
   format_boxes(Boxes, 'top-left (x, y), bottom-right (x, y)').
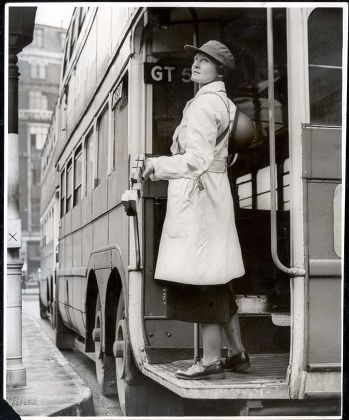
top-left (60, 169), bottom-right (66, 218)
top-left (97, 105), bottom-right (109, 185)
top-left (308, 8), bottom-right (342, 126)
top-left (113, 74), bottom-right (128, 170)
top-left (66, 159), bottom-right (73, 212)
top-left (152, 58), bottom-right (193, 156)
top-left (236, 174), bottom-right (252, 209)
top-left (85, 129), bottom-right (94, 195)
top-left (73, 144), bottom-right (82, 206)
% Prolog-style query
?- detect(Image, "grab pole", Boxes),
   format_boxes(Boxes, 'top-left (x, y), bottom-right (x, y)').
top-left (267, 8), bottom-right (305, 277)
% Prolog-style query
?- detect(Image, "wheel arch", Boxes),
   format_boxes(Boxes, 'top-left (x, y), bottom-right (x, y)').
top-left (85, 269), bottom-right (99, 352)
top-left (104, 267), bottom-right (123, 355)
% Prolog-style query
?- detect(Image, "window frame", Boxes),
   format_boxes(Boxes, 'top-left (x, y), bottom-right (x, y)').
top-left (60, 168), bottom-right (66, 218)
top-left (96, 103), bottom-right (109, 186)
top-left (73, 144), bottom-right (83, 207)
top-left (84, 126), bottom-right (95, 195)
top-left (66, 159), bottom-right (73, 213)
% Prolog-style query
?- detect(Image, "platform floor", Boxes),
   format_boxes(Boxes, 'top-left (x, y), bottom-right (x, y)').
top-left (143, 353), bottom-right (290, 399)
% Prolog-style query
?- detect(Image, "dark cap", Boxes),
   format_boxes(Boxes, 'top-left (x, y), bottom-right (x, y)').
top-left (184, 40), bottom-right (235, 73)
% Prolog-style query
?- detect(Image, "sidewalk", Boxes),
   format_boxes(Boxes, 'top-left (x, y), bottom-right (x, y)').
top-left (6, 312), bottom-right (94, 416)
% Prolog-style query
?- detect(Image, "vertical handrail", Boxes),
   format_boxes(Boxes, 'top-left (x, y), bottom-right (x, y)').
top-left (267, 8), bottom-right (305, 277)
top-left (189, 7), bottom-right (201, 363)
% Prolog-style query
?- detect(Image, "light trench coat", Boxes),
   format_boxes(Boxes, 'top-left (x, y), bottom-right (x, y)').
top-left (149, 81), bottom-right (245, 286)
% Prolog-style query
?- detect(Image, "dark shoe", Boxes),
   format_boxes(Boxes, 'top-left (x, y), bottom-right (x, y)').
top-left (222, 351), bottom-right (250, 372)
top-left (176, 360), bottom-right (225, 380)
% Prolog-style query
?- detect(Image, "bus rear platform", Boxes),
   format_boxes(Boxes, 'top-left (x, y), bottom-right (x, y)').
top-left (143, 353), bottom-right (289, 400)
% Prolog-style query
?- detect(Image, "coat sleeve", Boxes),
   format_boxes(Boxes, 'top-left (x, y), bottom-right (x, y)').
top-left (148, 96), bottom-right (219, 181)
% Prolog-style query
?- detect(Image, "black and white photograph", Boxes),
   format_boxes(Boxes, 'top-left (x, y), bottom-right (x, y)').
top-left (1, 2), bottom-right (347, 418)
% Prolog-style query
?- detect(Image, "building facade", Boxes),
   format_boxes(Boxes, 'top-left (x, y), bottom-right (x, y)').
top-left (18, 24), bottom-right (66, 288)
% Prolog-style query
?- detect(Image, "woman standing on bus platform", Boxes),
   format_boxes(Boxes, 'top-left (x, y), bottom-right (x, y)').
top-left (142, 40), bottom-right (250, 380)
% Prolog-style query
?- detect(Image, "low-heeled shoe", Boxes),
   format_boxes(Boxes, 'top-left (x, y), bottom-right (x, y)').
top-left (176, 360), bottom-right (225, 380)
top-left (222, 351), bottom-right (250, 372)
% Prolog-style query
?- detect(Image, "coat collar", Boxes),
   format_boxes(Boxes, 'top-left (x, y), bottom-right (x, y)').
top-left (195, 81), bottom-right (226, 98)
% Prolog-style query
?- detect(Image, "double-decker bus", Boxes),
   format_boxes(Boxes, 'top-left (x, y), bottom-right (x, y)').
top-left (40, 5), bottom-right (345, 416)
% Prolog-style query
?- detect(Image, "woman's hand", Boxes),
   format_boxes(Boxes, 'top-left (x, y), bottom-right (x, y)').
top-left (141, 159), bottom-right (154, 181)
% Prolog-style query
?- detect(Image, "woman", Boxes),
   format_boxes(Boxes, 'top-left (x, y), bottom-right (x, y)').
top-left (142, 40), bottom-right (249, 380)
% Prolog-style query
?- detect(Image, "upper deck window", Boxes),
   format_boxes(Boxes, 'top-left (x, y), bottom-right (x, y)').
top-left (69, 20), bottom-right (76, 60)
top-left (308, 8), bottom-right (343, 126)
top-left (73, 145), bottom-right (82, 206)
top-left (113, 75), bottom-right (128, 170)
top-left (66, 160), bottom-right (73, 212)
top-left (97, 106), bottom-right (109, 185)
top-left (85, 129), bottom-right (94, 194)
top-left (60, 169), bottom-right (66, 218)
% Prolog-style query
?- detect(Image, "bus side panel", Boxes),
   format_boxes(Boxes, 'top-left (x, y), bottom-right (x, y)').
top-left (93, 215), bottom-right (109, 250)
top-left (82, 224), bottom-right (93, 267)
top-left (72, 230), bottom-right (82, 267)
top-left (303, 127), bottom-right (342, 367)
top-left (308, 277), bottom-right (341, 364)
top-left (72, 201), bottom-right (83, 233)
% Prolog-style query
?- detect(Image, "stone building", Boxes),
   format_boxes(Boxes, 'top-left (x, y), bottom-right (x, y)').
top-left (18, 24), bottom-right (66, 288)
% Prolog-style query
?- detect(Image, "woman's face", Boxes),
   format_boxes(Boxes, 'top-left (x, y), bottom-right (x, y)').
top-left (191, 52), bottom-right (220, 87)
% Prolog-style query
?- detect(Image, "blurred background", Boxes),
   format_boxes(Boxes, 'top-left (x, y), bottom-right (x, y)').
top-left (18, 5), bottom-right (74, 292)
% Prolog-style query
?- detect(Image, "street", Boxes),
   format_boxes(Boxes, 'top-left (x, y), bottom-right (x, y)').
top-left (23, 293), bottom-right (122, 417)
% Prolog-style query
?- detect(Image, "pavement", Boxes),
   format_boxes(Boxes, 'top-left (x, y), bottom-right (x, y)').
top-left (5, 303), bottom-right (94, 417)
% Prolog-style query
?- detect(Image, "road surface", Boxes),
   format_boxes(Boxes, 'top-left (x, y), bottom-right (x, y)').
top-left (23, 293), bottom-right (122, 416)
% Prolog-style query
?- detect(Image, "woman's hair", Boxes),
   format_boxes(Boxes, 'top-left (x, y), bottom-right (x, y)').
top-left (216, 63), bottom-right (225, 79)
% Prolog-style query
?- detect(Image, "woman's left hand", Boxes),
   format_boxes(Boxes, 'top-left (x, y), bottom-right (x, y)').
top-left (142, 159), bottom-right (154, 181)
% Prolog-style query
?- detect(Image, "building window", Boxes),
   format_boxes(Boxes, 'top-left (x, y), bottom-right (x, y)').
top-left (31, 63), bottom-right (46, 80)
top-left (32, 28), bottom-right (44, 48)
top-left (85, 129), bottom-right (94, 194)
top-left (59, 32), bottom-right (66, 51)
top-left (32, 167), bottom-right (41, 185)
top-left (29, 91), bottom-right (48, 110)
top-left (73, 145), bottom-right (82, 206)
top-left (60, 169), bottom-right (66, 217)
top-left (30, 125), bottom-right (48, 150)
top-left (97, 106), bottom-right (109, 185)
top-left (66, 160), bottom-right (73, 213)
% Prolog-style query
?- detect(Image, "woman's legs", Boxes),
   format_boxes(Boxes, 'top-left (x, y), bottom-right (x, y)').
top-left (223, 313), bottom-right (245, 357)
top-left (200, 323), bottom-right (222, 365)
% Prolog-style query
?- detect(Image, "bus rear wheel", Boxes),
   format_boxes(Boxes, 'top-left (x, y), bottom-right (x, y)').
top-left (114, 293), bottom-right (184, 416)
top-left (93, 293), bottom-right (117, 396)
top-left (39, 296), bottom-right (49, 319)
top-left (114, 293), bottom-right (145, 415)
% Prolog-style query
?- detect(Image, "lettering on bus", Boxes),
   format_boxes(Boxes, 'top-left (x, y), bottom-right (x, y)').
top-left (144, 63), bottom-right (191, 84)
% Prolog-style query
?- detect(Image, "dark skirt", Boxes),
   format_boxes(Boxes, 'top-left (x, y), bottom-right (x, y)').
top-left (159, 281), bottom-right (239, 323)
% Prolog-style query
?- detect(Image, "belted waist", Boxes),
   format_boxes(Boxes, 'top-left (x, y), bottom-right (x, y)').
top-left (207, 158), bottom-right (227, 173)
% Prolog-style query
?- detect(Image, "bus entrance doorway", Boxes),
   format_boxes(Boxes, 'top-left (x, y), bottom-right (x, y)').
top-left (142, 7), bottom-right (291, 381)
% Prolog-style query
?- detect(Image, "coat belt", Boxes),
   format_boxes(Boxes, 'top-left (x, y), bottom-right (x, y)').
top-left (207, 158), bottom-right (227, 173)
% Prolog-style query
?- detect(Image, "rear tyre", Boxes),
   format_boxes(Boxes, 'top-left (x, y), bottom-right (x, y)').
top-left (39, 296), bottom-right (49, 319)
top-left (94, 293), bottom-right (117, 396)
top-left (114, 293), bottom-right (183, 416)
top-left (114, 293), bottom-right (141, 414)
